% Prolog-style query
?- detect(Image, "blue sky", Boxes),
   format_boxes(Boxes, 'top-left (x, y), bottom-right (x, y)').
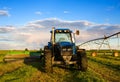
top-left (0, 0), bottom-right (120, 49)
top-left (0, 0), bottom-right (120, 25)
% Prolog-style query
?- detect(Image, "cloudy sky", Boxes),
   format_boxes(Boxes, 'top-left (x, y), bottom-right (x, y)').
top-left (0, 0), bottom-right (120, 50)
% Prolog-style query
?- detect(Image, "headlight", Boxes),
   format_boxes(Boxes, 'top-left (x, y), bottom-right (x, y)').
top-left (62, 47), bottom-right (72, 51)
top-left (67, 48), bottom-right (72, 51)
top-left (62, 48), bottom-right (67, 51)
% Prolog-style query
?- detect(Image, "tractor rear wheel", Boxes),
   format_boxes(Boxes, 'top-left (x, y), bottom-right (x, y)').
top-left (77, 49), bottom-right (88, 71)
top-left (44, 46), bottom-right (53, 73)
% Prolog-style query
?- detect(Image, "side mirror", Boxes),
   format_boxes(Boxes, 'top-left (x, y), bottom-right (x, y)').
top-left (76, 30), bottom-right (80, 35)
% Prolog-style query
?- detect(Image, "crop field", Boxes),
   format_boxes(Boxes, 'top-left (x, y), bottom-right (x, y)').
top-left (0, 50), bottom-right (120, 82)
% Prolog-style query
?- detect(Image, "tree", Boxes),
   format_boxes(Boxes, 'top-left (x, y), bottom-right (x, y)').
top-left (25, 48), bottom-right (29, 51)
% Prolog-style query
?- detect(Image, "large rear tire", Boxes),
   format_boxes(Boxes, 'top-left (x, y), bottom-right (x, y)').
top-left (44, 46), bottom-right (53, 73)
top-left (77, 49), bottom-right (88, 71)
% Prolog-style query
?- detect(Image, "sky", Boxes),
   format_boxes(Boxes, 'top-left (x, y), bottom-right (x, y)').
top-left (0, 0), bottom-right (120, 50)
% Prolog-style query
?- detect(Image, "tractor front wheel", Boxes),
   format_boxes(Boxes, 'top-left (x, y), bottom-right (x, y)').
top-left (77, 49), bottom-right (88, 71)
top-left (44, 46), bottom-right (53, 73)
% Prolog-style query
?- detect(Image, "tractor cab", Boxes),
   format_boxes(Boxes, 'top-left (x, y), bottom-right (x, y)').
top-left (54, 29), bottom-right (73, 43)
top-left (50, 28), bottom-right (74, 44)
top-left (49, 28), bottom-right (76, 55)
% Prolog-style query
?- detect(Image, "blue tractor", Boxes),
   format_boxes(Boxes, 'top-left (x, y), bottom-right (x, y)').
top-left (44, 27), bottom-right (87, 72)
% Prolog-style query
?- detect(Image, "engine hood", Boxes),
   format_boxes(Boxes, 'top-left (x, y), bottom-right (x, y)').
top-left (56, 42), bottom-right (76, 55)
top-left (57, 42), bottom-right (73, 47)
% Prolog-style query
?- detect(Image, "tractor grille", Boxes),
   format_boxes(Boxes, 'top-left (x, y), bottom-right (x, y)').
top-left (62, 46), bottom-right (72, 52)
top-left (61, 47), bottom-right (72, 55)
top-left (61, 46), bottom-right (72, 56)
top-left (61, 51), bottom-right (72, 56)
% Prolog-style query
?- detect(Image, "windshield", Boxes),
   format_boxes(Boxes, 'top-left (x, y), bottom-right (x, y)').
top-left (55, 33), bottom-right (72, 43)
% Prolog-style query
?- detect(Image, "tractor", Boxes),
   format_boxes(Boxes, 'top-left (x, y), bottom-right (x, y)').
top-left (44, 27), bottom-right (87, 72)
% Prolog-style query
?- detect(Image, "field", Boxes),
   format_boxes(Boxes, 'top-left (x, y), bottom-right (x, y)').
top-left (0, 50), bottom-right (120, 82)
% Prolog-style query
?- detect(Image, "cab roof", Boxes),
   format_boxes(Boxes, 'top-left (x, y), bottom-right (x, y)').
top-left (50, 28), bottom-right (72, 33)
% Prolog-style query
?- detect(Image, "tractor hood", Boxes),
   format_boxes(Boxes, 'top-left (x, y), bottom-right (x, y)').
top-left (58, 42), bottom-right (73, 47)
top-left (57, 42), bottom-right (76, 55)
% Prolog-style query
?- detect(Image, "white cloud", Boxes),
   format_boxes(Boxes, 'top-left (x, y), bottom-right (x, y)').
top-left (27, 18), bottom-right (92, 29)
top-left (0, 18), bottom-right (120, 50)
top-left (35, 11), bottom-right (42, 15)
top-left (0, 26), bottom-right (15, 33)
top-left (3, 7), bottom-right (12, 10)
top-left (0, 10), bottom-right (10, 16)
top-left (26, 23), bottom-right (44, 28)
top-left (64, 11), bottom-right (69, 14)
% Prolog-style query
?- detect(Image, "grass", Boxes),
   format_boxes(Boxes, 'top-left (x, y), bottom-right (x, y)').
top-left (0, 64), bottom-right (106, 82)
top-left (8, 50), bottom-right (30, 55)
top-left (88, 59), bottom-right (120, 81)
top-left (0, 50), bottom-right (120, 82)
top-left (0, 60), bottom-right (24, 76)
top-left (97, 55), bottom-right (120, 61)
top-left (88, 56), bottom-right (120, 70)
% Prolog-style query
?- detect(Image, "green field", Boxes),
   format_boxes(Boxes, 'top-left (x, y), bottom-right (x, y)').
top-left (0, 50), bottom-right (120, 82)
